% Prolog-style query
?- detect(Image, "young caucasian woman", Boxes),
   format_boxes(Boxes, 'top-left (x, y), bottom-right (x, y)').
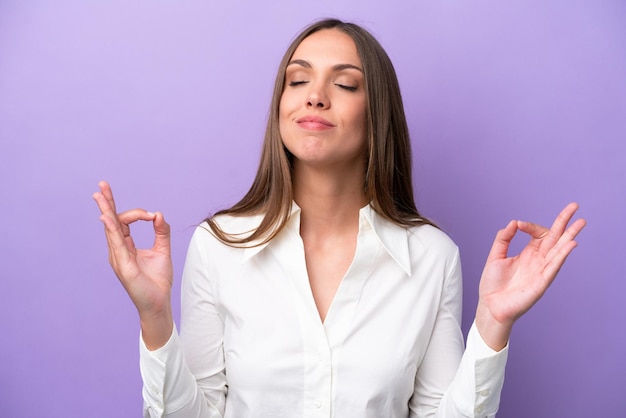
top-left (93, 19), bottom-right (586, 418)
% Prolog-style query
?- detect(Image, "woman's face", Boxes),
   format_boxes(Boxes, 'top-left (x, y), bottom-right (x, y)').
top-left (279, 29), bottom-right (367, 170)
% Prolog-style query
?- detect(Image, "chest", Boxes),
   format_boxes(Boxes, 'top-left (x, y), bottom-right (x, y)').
top-left (303, 232), bottom-right (357, 322)
top-left (213, 230), bottom-right (446, 412)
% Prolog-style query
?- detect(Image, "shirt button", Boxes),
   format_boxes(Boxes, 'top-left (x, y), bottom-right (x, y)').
top-left (314, 400), bottom-right (322, 408)
top-left (479, 389), bottom-right (490, 397)
top-left (475, 404), bottom-right (485, 414)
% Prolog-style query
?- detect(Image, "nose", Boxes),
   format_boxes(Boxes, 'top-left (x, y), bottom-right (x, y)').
top-left (306, 83), bottom-right (329, 109)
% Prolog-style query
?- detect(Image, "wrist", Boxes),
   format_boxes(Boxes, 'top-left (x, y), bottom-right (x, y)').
top-left (475, 302), bottom-right (513, 351)
top-left (139, 306), bottom-right (174, 351)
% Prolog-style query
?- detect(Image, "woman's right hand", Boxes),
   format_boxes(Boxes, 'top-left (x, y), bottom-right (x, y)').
top-left (93, 180), bottom-right (174, 349)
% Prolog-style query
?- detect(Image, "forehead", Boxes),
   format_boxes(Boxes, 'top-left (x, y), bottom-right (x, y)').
top-left (290, 29), bottom-right (361, 67)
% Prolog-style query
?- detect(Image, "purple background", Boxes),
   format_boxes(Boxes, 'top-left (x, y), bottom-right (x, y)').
top-left (1, 1), bottom-right (624, 417)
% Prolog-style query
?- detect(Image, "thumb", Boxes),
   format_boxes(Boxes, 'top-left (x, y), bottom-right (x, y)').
top-left (151, 212), bottom-right (171, 253)
top-left (486, 220), bottom-right (517, 262)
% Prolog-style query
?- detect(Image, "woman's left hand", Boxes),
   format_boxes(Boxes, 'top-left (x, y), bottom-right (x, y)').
top-left (475, 202), bottom-right (586, 350)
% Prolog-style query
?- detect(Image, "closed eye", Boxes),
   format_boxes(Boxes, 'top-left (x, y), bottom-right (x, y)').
top-left (336, 84), bottom-right (358, 92)
top-left (288, 81), bottom-right (309, 87)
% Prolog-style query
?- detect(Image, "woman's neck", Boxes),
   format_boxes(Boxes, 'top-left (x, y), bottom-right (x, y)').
top-left (293, 162), bottom-right (367, 236)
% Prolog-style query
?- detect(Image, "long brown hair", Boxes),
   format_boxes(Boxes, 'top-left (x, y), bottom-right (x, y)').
top-left (206, 18), bottom-right (435, 246)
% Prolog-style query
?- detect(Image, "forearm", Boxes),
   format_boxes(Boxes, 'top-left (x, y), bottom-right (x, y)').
top-left (140, 324), bottom-right (226, 418)
top-left (424, 322), bottom-right (508, 418)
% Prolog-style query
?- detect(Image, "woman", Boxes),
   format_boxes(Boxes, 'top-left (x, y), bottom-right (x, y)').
top-left (93, 19), bottom-right (585, 417)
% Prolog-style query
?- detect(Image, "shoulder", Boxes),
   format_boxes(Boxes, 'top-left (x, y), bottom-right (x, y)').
top-left (405, 223), bottom-right (460, 266)
top-left (407, 224), bottom-right (458, 252)
top-left (401, 225), bottom-right (463, 289)
top-left (364, 206), bottom-right (459, 271)
top-left (189, 213), bottom-right (264, 252)
top-left (207, 212), bottom-right (265, 235)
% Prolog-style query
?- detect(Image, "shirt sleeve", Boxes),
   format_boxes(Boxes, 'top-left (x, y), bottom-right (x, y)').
top-left (410, 248), bottom-right (508, 418)
top-left (447, 322), bottom-right (508, 417)
top-left (138, 225), bottom-right (227, 417)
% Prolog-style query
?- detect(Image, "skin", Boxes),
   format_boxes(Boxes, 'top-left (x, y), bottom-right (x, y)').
top-left (279, 29), bottom-right (368, 172)
top-left (475, 206), bottom-right (586, 349)
top-left (93, 181), bottom-right (173, 349)
top-left (280, 29), bottom-right (369, 321)
top-left (93, 29), bottom-right (587, 352)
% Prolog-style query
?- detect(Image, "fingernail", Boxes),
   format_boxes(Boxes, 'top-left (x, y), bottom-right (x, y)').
top-left (146, 211), bottom-right (156, 217)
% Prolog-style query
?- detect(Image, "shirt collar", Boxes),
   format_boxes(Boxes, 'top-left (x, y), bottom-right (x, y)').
top-left (241, 203), bottom-right (302, 263)
top-left (241, 203), bottom-right (413, 277)
top-left (359, 205), bottom-right (412, 276)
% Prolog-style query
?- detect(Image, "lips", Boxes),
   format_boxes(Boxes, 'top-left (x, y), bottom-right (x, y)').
top-left (295, 115), bottom-right (335, 130)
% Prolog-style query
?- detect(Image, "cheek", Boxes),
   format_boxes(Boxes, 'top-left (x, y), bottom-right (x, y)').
top-left (353, 100), bottom-right (368, 150)
top-left (279, 89), bottom-right (304, 140)
top-left (351, 99), bottom-right (367, 132)
top-left (279, 88), bottom-right (298, 112)
top-left (278, 93), bottom-right (293, 125)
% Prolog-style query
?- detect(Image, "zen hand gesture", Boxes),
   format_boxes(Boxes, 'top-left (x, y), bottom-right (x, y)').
top-left (93, 181), bottom-right (174, 349)
top-left (476, 203), bottom-right (586, 350)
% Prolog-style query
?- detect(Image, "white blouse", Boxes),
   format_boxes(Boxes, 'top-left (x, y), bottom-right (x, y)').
top-left (139, 204), bottom-right (508, 417)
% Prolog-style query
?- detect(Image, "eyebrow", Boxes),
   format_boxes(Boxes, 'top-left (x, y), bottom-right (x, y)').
top-left (287, 59), bottom-right (363, 73)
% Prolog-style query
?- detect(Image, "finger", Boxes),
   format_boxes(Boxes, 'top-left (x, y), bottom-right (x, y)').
top-left (117, 209), bottom-right (156, 251)
top-left (486, 220), bottom-right (518, 262)
top-left (93, 187), bottom-right (124, 237)
top-left (118, 208), bottom-right (157, 228)
top-left (93, 190), bottom-right (136, 265)
top-left (549, 217), bottom-right (587, 256)
top-left (100, 209), bottom-right (155, 272)
top-left (93, 189), bottom-right (115, 218)
top-left (516, 220), bottom-right (549, 251)
top-left (98, 180), bottom-right (118, 214)
top-left (98, 210), bottom-right (132, 267)
top-left (542, 240), bottom-right (579, 284)
top-left (517, 220), bottom-right (549, 239)
top-left (93, 191), bottom-right (125, 248)
top-left (152, 212), bottom-right (171, 253)
top-left (540, 202), bottom-right (580, 252)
